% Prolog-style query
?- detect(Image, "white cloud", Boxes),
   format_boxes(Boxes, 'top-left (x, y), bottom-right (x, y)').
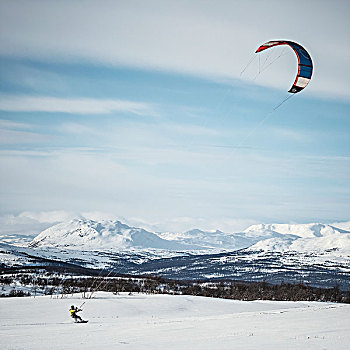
top-left (0, 128), bottom-right (53, 145)
top-left (0, 119), bottom-right (33, 129)
top-left (0, 95), bottom-right (156, 115)
top-left (0, 210), bottom-right (256, 234)
top-left (0, 0), bottom-right (348, 99)
top-left (60, 122), bottom-right (104, 136)
top-left (0, 1), bottom-right (348, 234)
top-left (1, 144), bottom-right (349, 227)
top-left (161, 122), bottom-right (219, 137)
top-left (140, 216), bottom-right (258, 233)
top-left (0, 211), bottom-right (81, 237)
top-left (0, 119), bottom-right (49, 144)
top-left (18, 210), bottom-right (80, 223)
top-left (266, 126), bottom-right (311, 143)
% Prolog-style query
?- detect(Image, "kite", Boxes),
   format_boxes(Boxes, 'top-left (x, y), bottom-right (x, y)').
top-left (255, 40), bottom-right (313, 93)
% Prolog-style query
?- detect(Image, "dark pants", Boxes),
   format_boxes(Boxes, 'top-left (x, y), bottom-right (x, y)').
top-left (72, 314), bottom-right (83, 322)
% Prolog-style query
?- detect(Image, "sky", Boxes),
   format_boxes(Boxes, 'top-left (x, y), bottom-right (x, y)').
top-left (0, 0), bottom-right (349, 233)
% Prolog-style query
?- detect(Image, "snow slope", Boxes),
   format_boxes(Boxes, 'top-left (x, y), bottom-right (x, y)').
top-left (28, 219), bottom-right (256, 252)
top-left (332, 221), bottom-right (350, 231)
top-left (27, 219), bottom-right (350, 255)
top-left (29, 219), bottom-right (198, 251)
top-left (159, 228), bottom-right (253, 250)
top-left (244, 223), bottom-right (349, 239)
top-left (246, 223), bottom-right (350, 254)
top-left (0, 292), bottom-right (349, 350)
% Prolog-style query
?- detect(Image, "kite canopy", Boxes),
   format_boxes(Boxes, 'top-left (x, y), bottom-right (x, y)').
top-left (256, 40), bottom-right (313, 93)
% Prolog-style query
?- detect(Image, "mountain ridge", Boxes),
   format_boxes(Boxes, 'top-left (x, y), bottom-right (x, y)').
top-left (29, 218), bottom-right (200, 251)
top-left (1, 219), bottom-right (349, 290)
top-left (27, 218), bottom-right (350, 254)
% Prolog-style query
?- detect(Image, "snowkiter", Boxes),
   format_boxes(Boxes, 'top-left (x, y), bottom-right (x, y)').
top-left (70, 305), bottom-right (83, 322)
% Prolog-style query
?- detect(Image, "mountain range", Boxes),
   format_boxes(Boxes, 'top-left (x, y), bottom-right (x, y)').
top-left (1, 218), bottom-right (350, 289)
top-left (28, 219), bottom-right (350, 255)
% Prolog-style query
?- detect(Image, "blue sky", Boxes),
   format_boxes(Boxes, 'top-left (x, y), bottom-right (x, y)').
top-left (0, 0), bottom-right (349, 232)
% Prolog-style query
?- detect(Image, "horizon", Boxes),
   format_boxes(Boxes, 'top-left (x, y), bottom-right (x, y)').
top-left (0, 210), bottom-right (349, 237)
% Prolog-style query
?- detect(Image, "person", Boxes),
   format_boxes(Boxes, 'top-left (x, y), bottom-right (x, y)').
top-left (70, 305), bottom-right (83, 322)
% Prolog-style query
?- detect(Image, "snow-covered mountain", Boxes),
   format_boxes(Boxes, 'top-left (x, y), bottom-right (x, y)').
top-left (244, 223), bottom-right (349, 238)
top-left (28, 219), bottom-right (260, 252)
top-left (29, 219), bottom-right (200, 251)
top-left (158, 229), bottom-right (254, 250)
top-left (27, 219), bottom-right (350, 255)
top-left (245, 223), bottom-right (350, 254)
top-left (1, 219), bottom-right (349, 289)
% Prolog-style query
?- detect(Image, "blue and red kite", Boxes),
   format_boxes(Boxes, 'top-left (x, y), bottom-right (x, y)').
top-left (256, 40), bottom-right (313, 93)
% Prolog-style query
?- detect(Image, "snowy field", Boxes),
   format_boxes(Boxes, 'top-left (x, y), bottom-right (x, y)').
top-left (1, 293), bottom-right (349, 350)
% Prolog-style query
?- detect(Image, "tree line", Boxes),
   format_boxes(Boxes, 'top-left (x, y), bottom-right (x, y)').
top-left (1, 273), bottom-right (349, 303)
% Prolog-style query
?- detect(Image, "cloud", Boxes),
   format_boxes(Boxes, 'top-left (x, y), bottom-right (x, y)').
top-left (0, 211), bottom-right (81, 237)
top-left (1, 143), bottom-right (349, 227)
top-left (0, 119), bottom-right (33, 129)
top-left (139, 216), bottom-right (258, 233)
top-left (0, 1), bottom-right (348, 233)
top-left (18, 210), bottom-right (80, 223)
top-left (0, 210), bottom-right (256, 235)
top-left (161, 122), bottom-right (219, 137)
top-left (0, 128), bottom-right (53, 145)
top-left (60, 122), bottom-right (104, 136)
top-left (0, 119), bottom-right (48, 144)
top-left (0, 95), bottom-right (156, 115)
top-left (0, 0), bottom-right (349, 99)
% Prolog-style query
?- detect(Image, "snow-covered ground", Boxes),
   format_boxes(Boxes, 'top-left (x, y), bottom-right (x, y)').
top-left (0, 292), bottom-right (349, 349)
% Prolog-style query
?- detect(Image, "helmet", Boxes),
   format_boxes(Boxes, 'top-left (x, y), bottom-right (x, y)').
top-left (71, 305), bottom-right (74, 309)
